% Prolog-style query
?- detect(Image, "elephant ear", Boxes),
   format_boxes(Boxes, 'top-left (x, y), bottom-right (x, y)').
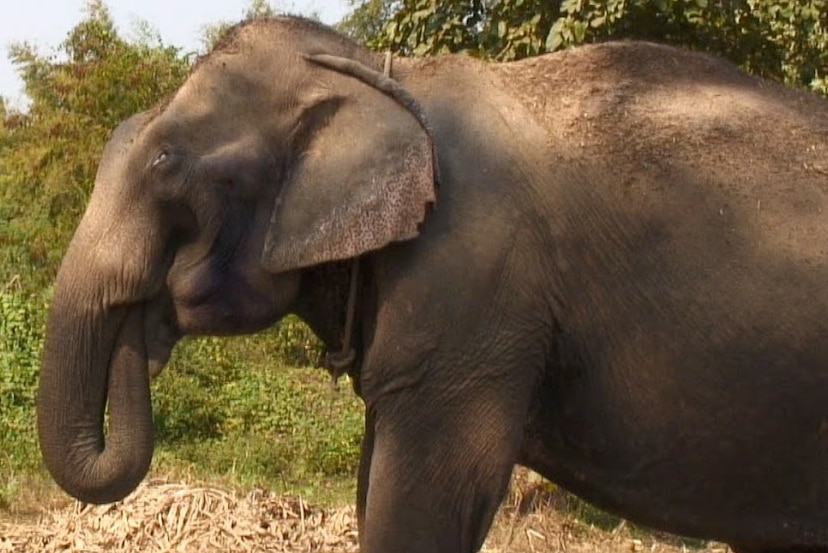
top-left (261, 54), bottom-right (437, 273)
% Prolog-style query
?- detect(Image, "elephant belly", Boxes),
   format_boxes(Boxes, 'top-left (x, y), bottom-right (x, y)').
top-left (518, 365), bottom-right (828, 547)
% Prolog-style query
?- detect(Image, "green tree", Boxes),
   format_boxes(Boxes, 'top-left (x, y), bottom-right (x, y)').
top-left (360, 0), bottom-right (557, 60)
top-left (338, 0), bottom-right (400, 45)
top-left (0, 0), bottom-right (190, 290)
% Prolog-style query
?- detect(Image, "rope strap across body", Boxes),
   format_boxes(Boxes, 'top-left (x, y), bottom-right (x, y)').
top-left (325, 51), bottom-right (394, 381)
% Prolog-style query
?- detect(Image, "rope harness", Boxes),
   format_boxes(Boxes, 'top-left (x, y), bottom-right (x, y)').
top-left (325, 258), bottom-right (359, 377)
top-left (325, 51), bottom-right (394, 382)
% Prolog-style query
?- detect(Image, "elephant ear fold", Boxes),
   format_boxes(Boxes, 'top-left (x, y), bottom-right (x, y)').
top-left (261, 55), bottom-right (437, 274)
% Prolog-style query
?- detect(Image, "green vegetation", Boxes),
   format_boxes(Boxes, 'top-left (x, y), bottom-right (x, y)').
top-left (152, 331), bottom-right (361, 503)
top-left (0, 287), bottom-right (48, 506)
top-left (2, 0), bottom-right (827, 514)
top-left (0, 1), bottom-right (190, 294)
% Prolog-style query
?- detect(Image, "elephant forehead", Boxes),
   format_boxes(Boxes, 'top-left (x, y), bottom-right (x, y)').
top-left (169, 54), bottom-right (269, 111)
top-left (166, 81), bottom-right (218, 121)
top-left (168, 70), bottom-right (258, 120)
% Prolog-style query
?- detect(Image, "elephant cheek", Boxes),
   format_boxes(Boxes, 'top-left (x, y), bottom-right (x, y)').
top-left (171, 270), bottom-right (301, 335)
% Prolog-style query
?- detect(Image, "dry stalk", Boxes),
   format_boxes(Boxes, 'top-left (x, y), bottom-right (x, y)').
top-left (0, 471), bottom-right (736, 553)
top-left (0, 480), bottom-right (358, 553)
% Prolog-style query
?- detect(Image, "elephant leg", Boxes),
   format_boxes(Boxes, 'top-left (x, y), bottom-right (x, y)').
top-left (356, 407), bottom-right (375, 542)
top-left (359, 386), bottom-right (527, 553)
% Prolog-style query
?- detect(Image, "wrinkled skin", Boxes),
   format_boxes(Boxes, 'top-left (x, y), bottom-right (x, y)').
top-left (36, 16), bottom-right (828, 553)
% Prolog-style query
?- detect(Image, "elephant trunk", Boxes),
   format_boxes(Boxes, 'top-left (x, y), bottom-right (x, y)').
top-left (37, 274), bottom-right (154, 504)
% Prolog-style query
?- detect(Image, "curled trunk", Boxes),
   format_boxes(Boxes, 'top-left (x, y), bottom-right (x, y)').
top-left (37, 284), bottom-right (154, 504)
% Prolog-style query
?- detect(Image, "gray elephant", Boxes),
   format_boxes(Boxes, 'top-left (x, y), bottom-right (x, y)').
top-left (36, 16), bottom-right (828, 553)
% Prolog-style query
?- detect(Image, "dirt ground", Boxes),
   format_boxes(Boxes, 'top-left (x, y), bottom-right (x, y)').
top-left (0, 470), bottom-right (733, 553)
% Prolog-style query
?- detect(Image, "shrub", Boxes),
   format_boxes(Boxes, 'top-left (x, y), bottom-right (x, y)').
top-left (0, 288), bottom-right (50, 504)
top-left (152, 333), bottom-right (362, 495)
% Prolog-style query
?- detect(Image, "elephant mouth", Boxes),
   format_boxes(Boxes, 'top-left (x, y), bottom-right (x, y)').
top-left (145, 294), bottom-right (182, 378)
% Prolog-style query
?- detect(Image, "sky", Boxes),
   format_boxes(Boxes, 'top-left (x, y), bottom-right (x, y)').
top-left (0, 0), bottom-right (351, 109)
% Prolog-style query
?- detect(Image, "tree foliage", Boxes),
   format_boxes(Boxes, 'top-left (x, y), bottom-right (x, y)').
top-left (344, 0), bottom-right (828, 95)
top-left (346, 0), bottom-right (557, 60)
top-left (338, 0), bottom-right (403, 47)
top-left (0, 0), bottom-right (190, 291)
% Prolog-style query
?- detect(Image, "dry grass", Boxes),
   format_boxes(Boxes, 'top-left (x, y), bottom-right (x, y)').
top-left (0, 472), bottom-right (733, 552)
top-left (0, 480), bottom-right (358, 552)
top-left (483, 471), bottom-right (731, 553)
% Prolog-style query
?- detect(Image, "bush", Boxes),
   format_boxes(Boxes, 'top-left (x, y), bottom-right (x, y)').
top-left (152, 333), bottom-right (362, 496)
top-left (269, 315), bottom-right (325, 368)
top-left (0, 288), bottom-right (50, 504)
top-left (0, 288), bottom-right (47, 446)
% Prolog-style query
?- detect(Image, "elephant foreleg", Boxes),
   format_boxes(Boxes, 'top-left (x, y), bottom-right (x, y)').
top-left (359, 385), bottom-right (528, 553)
top-left (357, 407), bottom-right (375, 543)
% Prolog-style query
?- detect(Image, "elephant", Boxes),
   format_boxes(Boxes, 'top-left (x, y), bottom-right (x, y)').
top-left (35, 15), bottom-right (828, 553)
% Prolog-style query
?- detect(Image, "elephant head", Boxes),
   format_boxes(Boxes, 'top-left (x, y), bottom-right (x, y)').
top-left (36, 17), bottom-right (436, 504)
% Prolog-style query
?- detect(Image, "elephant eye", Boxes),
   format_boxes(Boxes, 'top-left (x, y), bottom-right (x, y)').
top-left (151, 150), bottom-right (170, 169)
